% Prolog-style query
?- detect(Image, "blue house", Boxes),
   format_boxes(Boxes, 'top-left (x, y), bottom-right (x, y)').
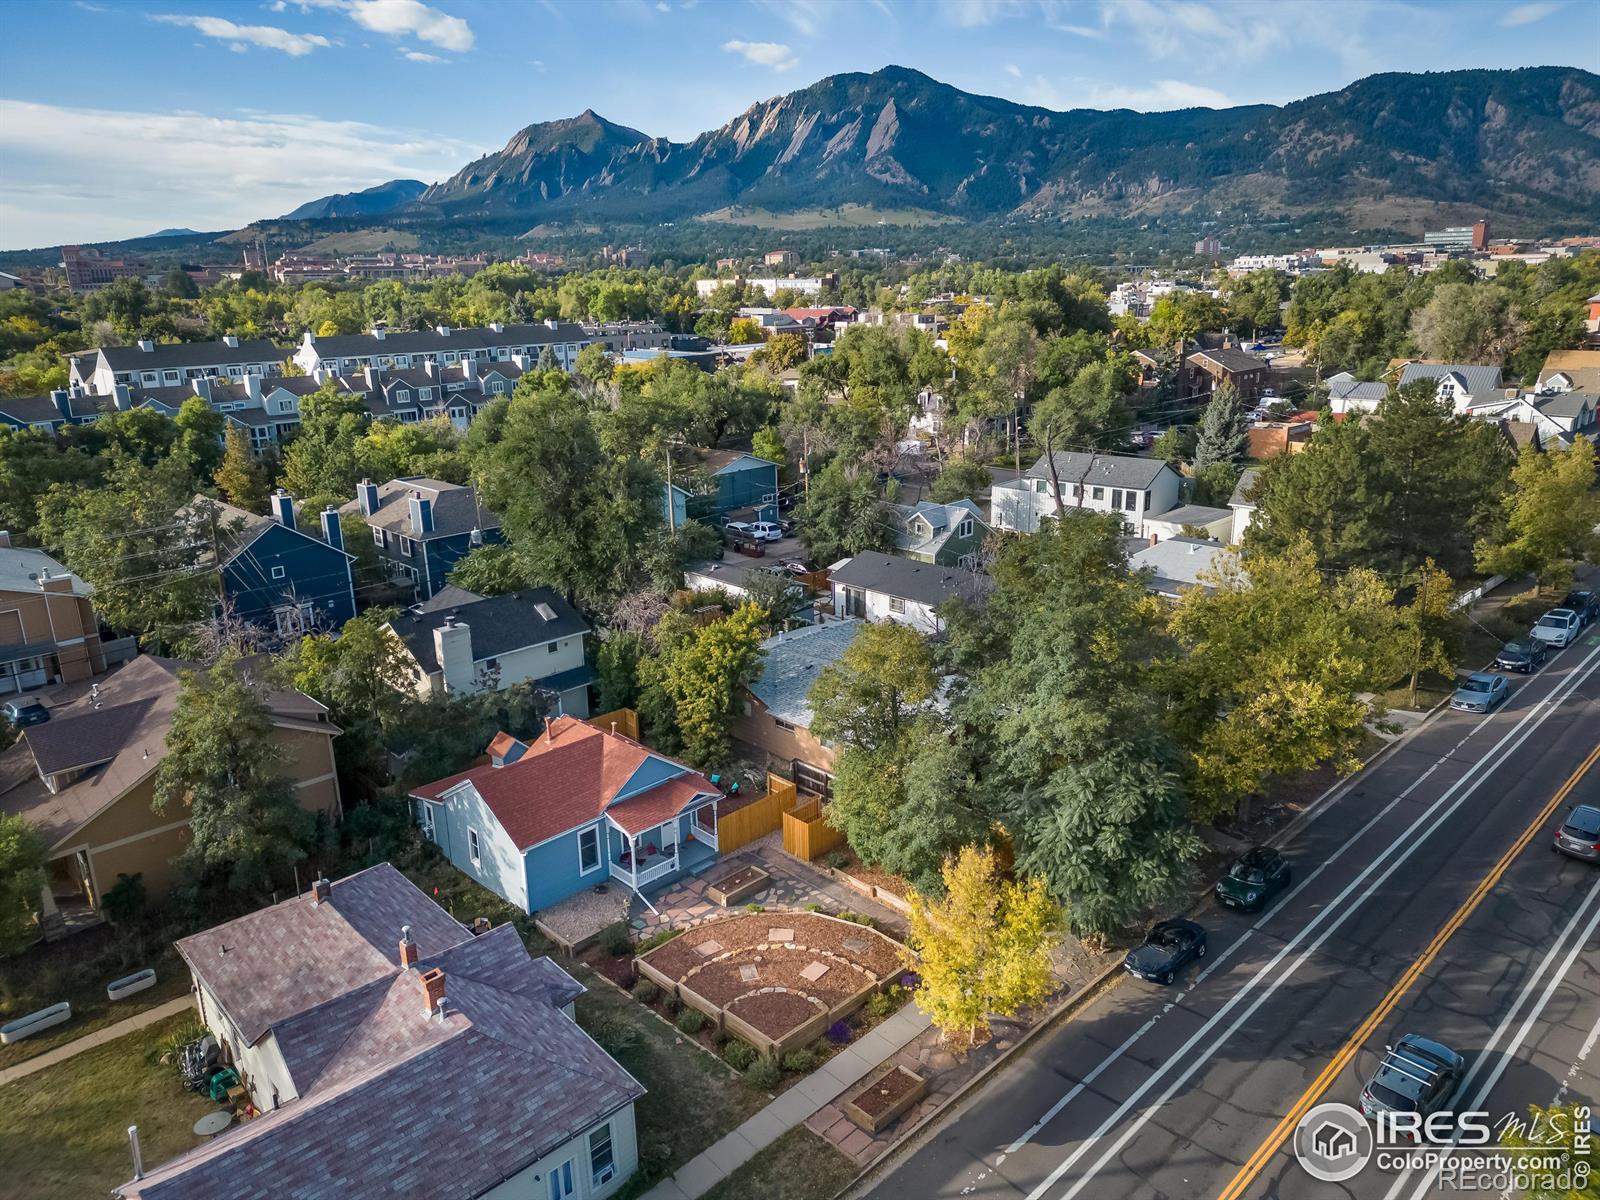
top-left (341, 477), bottom-right (503, 601)
top-left (408, 715), bottom-right (726, 914)
top-left (197, 491), bottom-right (357, 639)
top-left (701, 450), bottom-right (779, 519)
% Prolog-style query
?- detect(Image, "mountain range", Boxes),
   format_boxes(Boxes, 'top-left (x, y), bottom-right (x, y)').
top-left (283, 65), bottom-right (1600, 231)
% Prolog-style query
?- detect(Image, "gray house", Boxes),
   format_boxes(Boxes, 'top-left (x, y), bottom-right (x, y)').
top-left (990, 452), bottom-right (1182, 537)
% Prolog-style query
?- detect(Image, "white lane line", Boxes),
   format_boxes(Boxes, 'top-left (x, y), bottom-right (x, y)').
top-left (1379, 871), bottom-right (1600, 1200)
top-left (1015, 642), bottom-right (1600, 1200)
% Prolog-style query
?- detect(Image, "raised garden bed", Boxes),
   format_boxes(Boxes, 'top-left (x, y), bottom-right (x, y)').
top-left (705, 865), bottom-right (771, 907)
top-left (1, 1002), bottom-right (71, 1044)
top-left (845, 1065), bottom-right (928, 1133)
top-left (106, 969), bottom-right (157, 1001)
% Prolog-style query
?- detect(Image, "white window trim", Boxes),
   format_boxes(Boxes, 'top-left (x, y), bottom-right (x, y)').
top-left (468, 827), bottom-right (481, 866)
top-left (372, 527), bottom-right (385, 548)
top-left (270, 565), bottom-right (286, 580)
top-left (419, 801), bottom-right (435, 841)
top-left (577, 825), bottom-right (602, 876)
top-left (589, 1122), bottom-right (616, 1187)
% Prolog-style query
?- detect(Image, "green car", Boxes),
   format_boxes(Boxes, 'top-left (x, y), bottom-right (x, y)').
top-left (1215, 845), bottom-right (1292, 912)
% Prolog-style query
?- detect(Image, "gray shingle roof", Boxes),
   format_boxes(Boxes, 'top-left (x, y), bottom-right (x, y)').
top-left (1188, 347), bottom-right (1268, 375)
top-left (890, 500), bottom-right (986, 558)
top-left (1024, 451), bottom-right (1171, 490)
top-left (389, 587), bottom-right (588, 673)
top-left (1229, 467), bottom-right (1261, 508)
top-left (1147, 503), bottom-right (1232, 527)
top-left (99, 338), bottom-right (282, 371)
top-left (829, 552), bottom-right (989, 607)
top-left (340, 477), bottom-right (502, 541)
top-left (1328, 374), bottom-right (1388, 402)
top-left (306, 321), bottom-right (587, 360)
top-left (1533, 391), bottom-right (1597, 420)
top-left (748, 620), bottom-right (863, 727)
top-left (1397, 362), bottom-right (1503, 395)
top-left (1129, 536), bottom-right (1233, 597)
top-left (126, 889), bottom-right (640, 1200)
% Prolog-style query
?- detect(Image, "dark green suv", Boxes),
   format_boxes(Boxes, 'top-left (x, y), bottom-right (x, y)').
top-left (1215, 845), bottom-right (1292, 912)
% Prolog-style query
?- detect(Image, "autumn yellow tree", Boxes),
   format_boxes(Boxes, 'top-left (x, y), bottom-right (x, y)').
top-left (905, 845), bottom-right (1060, 1044)
top-left (1477, 436), bottom-right (1600, 593)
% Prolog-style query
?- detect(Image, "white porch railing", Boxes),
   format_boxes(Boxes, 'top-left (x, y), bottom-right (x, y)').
top-left (610, 852), bottom-right (679, 890)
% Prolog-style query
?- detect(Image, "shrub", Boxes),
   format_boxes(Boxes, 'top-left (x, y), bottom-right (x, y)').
top-left (828, 852), bottom-right (851, 870)
top-left (637, 928), bottom-right (683, 953)
top-left (631, 979), bottom-right (661, 1005)
top-left (826, 1020), bottom-right (852, 1046)
top-left (665, 995), bottom-right (683, 1016)
top-left (744, 902), bottom-right (765, 913)
top-left (803, 902), bottom-right (822, 913)
top-left (102, 872), bottom-right (147, 925)
top-left (723, 1040), bottom-right (760, 1071)
top-left (780, 1048), bottom-right (817, 1072)
top-left (582, 1012), bottom-right (640, 1057)
top-left (744, 1057), bottom-right (781, 1090)
top-left (599, 922), bottom-right (634, 957)
top-left (676, 1008), bottom-right (706, 1035)
top-left (864, 991), bottom-right (898, 1020)
top-left (147, 1017), bottom-right (208, 1067)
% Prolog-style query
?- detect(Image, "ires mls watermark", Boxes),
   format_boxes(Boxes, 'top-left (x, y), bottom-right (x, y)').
top-left (1292, 1102), bottom-right (1593, 1191)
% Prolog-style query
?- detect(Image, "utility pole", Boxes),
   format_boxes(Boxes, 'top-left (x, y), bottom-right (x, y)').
top-left (1408, 569), bottom-right (1429, 711)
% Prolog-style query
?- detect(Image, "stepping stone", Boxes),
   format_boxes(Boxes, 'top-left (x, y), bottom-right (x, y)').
top-left (768, 927), bottom-right (795, 943)
top-left (800, 960), bottom-right (830, 982)
top-left (740, 965), bottom-right (760, 982)
top-left (842, 937), bottom-right (868, 953)
top-left (629, 918), bottom-right (647, 930)
top-left (694, 939), bottom-right (723, 957)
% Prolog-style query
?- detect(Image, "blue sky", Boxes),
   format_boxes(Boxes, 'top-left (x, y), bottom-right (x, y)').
top-left (0, 0), bottom-right (1588, 248)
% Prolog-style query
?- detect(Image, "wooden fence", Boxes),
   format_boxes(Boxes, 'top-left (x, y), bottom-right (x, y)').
top-left (783, 796), bottom-right (845, 862)
top-left (717, 774), bottom-right (799, 854)
top-left (586, 707), bottom-right (640, 741)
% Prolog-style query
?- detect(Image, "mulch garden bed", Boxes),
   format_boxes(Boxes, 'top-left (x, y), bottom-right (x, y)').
top-left (642, 912), bottom-right (902, 982)
top-left (726, 990), bottom-right (825, 1037)
top-left (845, 1065), bottom-right (927, 1132)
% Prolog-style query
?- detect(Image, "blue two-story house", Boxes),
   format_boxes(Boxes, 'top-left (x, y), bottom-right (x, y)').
top-left (196, 492), bottom-right (357, 639)
top-left (702, 451), bottom-right (779, 518)
top-left (341, 477), bottom-right (504, 601)
top-left (408, 715), bottom-right (726, 913)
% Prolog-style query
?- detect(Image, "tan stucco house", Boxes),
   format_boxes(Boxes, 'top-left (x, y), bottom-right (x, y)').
top-left (0, 655), bottom-right (341, 937)
top-left (0, 538), bottom-right (109, 696)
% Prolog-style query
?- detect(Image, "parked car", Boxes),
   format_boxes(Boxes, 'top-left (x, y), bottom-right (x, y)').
top-left (1531, 608), bottom-right (1583, 649)
top-left (1, 698), bottom-right (49, 728)
top-left (1560, 590), bottom-right (1598, 626)
top-left (1359, 1035), bottom-right (1465, 1120)
top-left (1450, 672), bottom-right (1508, 713)
top-left (780, 560), bottom-right (811, 577)
top-left (1553, 804), bottom-right (1600, 864)
top-left (1494, 638), bottom-right (1548, 673)
top-left (1124, 919), bottom-right (1207, 985)
top-left (746, 521), bottom-right (784, 542)
top-left (1215, 846), bottom-right (1292, 912)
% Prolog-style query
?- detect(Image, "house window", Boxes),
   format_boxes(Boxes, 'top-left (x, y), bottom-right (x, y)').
top-left (590, 1123), bottom-right (616, 1186)
top-left (578, 827), bottom-right (600, 875)
top-left (401, 537), bottom-right (413, 557)
top-left (958, 519), bottom-right (974, 537)
top-left (270, 565), bottom-right (286, 580)
top-left (548, 1160), bottom-right (575, 1200)
top-left (1109, 489), bottom-right (1122, 509)
top-left (774, 717), bottom-right (796, 732)
top-left (419, 802), bottom-right (435, 841)
top-left (1091, 487), bottom-right (1104, 501)
top-left (1123, 490), bottom-right (1138, 512)
top-left (547, 641), bottom-right (559, 654)
top-left (888, 596), bottom-right (906, 614)
top-left (468, 827), bottom-right (481, 866)
top-left (373, 528), bottom-right (386, 548)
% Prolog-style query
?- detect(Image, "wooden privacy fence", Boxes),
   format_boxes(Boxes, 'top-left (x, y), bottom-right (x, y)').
top-left (586, 707), bottom-right (640, 741)
top-left (717, 774), bottom-right (800, 854)
top-left (783, 796), bottom-right (845, 862)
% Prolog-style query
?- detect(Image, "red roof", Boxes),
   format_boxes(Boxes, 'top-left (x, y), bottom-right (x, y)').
top-left (409, 716), bottom-right (715, 849)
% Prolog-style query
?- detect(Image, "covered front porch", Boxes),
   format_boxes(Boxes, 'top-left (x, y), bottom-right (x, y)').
top-left (604, 797), bottom-right (722, 893)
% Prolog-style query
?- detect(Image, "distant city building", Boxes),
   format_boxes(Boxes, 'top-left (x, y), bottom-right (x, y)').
top-left (1423, 220), bottom-right (1489, 252)
top-left (695, 274), bottom-right (838, 299)
top-left (764, 249), bottom-right (800, 267)
top-left (60, 245), bottom-right (146, 294)
top-left (1194, 236), bottom-right (1222, 257)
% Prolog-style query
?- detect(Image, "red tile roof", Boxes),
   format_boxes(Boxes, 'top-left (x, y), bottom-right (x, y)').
top-left (409, 716), bottom-right (714, 849)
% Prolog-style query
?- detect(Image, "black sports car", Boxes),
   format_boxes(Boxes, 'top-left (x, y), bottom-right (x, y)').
top-left (1124, 919), bottom-right (1207, 985)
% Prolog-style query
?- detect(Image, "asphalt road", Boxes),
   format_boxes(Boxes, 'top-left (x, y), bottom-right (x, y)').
top-left (862, 622), bottom-right (1600, 1200)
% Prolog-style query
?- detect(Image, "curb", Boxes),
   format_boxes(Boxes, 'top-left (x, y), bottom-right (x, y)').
top-left (832, 955), bottom-right (1129, 1200)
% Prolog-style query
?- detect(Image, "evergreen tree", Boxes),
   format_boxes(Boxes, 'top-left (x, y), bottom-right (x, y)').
top-left (214, 424), bottom-right (270, 512)
top-left (1192, 383), bottom-right (1249, 472)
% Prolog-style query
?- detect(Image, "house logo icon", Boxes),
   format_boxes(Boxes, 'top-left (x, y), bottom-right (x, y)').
top-left (1294, 1102), bottom-right (1373, 1182)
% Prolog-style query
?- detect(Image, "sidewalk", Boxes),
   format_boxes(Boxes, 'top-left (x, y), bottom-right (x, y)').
top-left (641, 1003), bottom-right (932, 1200)
top-left (0, 995), bottom-right (194, 1087)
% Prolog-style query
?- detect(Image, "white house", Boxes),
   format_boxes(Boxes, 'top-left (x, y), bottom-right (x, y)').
top-left (386, 585), bottom-right (592, 712)
top-left (70, 335), bottom-right (283, 396)
top-left (293, 320), bottom-right (591, 377)
top-left (990, 452), bottom-right (1183, 538)
top-left (1326, 372), bottom-right (1389, 415)
top-left (1228, 468), bottom-right (1261, 545)
top-left (123, 864), bottom-right (643, 1200)
top-left (1395, 362), bottom-right (1504, 413)
top-left (829, 552), bottom-right (989, 635)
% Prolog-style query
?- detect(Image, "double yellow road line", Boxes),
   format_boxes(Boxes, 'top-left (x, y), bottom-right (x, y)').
top-left (1216, 739), bottom-right (1600, 1200)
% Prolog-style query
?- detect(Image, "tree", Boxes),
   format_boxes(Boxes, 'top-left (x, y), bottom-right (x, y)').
top-left (905, 846), bottom-right (1060, 1043)
top-left (797, 460), bottom-right (891, 565)
top-left (1477, 437), bottom-right (1600, 592)
top-left (574, 342), bottom-right (615, 391)
top-left (281, 383), bottom-right (370, 499)
top-left (737, 567), bottom-right (808, 633)
top-left (1167, 539), bottom-right (1404, 821)
top-left (279, 612), bottom-right (412, 797)
top-left (153, 655), bottom-right (315, 897)
top-left (1192, 382), bottom-right (1249, 472)
top-left (354, 418), bottom-right (464, 485)
top-left (751, 426), bottom-right (786, 468)
top-left (1400, 559), bottom-right (1456, 710)
top-left (0, 813), bottom-right (46, 956)
top-left (1029, 360), bottom-right (1136, 510)
top-left (728, 317), bottom-right (764, 344)
top-left (1410, 282), bottom-right (1525, 364)
top-left (214, 424), bottom-right (270, 512)
top-left (929, 455), bottom-right (993, 504)
top-left (174, 397), bottom-right (225, 479)
top-left (448, 543), bottom-right (531, 595)
top-left (596, 631), bottom-right (645, 712)
top-left (1222, 269), bottom-right (1287, 334)
top-left (165, 267), bottom-right (199, 300)
top-left (637, 604), bottom-right (766, 765)
top-left (758, 332), bottom-right (808, 372)
top-left (809, 622), bottom-right (936, 755)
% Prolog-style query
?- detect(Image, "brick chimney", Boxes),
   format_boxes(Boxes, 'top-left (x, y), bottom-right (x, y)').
top-left (420, 967), bottom-right (446, 1016)
top-left (310, 877), bottom-right (331, 905)
top-left (399, 924), bottom-right (418, 967)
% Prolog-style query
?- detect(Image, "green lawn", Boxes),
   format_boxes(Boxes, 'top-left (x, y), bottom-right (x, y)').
top-left (0, 931), bottom-right (190, 1070)
top-left (700, 1128), bottom-right (859, 1200)
top-left (0, 1011), bottom-right (218, 1200)
top-left (575, 969), bottom-right (766, 1200)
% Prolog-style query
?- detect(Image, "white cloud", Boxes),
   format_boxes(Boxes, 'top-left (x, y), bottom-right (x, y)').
top-left (1500, 1), bottom-right (1558, 24)
top-left (150, 13), bottom-right (331, 55)
top-left (1005, 62), bottom-right (1022, 77)
top-left (722, 39), bottom-right (798, 71)
top-left (656, 1), bottom-right (670, 10)
top-left (0, 100), bottom-right (480, 248)
top-left (751, 0), bottom-right (826, 37)
top-left (937, 0), bottom-right (1023, 26)
top-left (403, 48), bottom-right (442, 61)
top-left (1023, 75), bottom-right (1236, 112)
top-left (530, 58), bottom-right (547, 71)
top-left (285, 0), bottom-right (472, 51)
